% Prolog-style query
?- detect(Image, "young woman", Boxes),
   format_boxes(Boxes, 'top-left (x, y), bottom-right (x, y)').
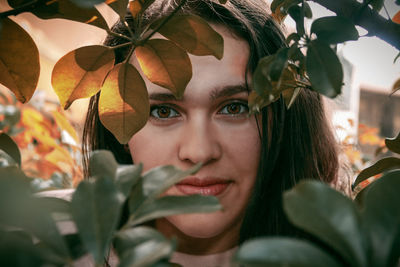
top-left (83, 0), bottom-right (339, 265)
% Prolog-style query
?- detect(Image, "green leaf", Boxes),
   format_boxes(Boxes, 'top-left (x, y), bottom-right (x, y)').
top-left (252, 55), bottom-right (274, 96)
top-left (288, 5), bottom-right (305, 36)
top-left (99, 63), bottom-right (150, 144)
top-left (135, 39), bottom-right (192, 99)
top-left (311, 16), bottom-right (359, 44)
top-left (0, 133), bottom-right (21, 166)
top-left (107, 0), bottom-right (129, 19)
top-left (142, 163), bottom-right (201, 200)
top-left (306, 40), bottom-right (343, 98)
top-left (63, 234), bottom-right (87, 260)
top-left (71, 176), bottom-right (124, 264)
top-left (368, 0), bottom-right (384, 11)
top-left (128, 178), bottom-right (145, 214)
top-left (303, 2), bottom-right (313, 18)
top-left (271, 0), bottom-right (285, 12)
top-left (286, 32), bottom-right (301, 45)
top-left (114, 226), bottom-right (168, 256)
top-left (235, 237), bottom-right (341, 266)
top-left (353, 157), bottom-right (400, 189)
top-left (52, 45), bottom-right (115, 109)
top-left (116, 163), bottom-right (143, 199)
top-left (89, 150), bottom-right (118, 180)
top-left (361, 170), bottom-right (400, 266)
top-left (152, 14), bottom-right (224, 59)
top-left (35, 196), bottom-right (72, 222)
top-left (128, 195), bottom-right (221, 226)
top-left (0, 18), bottom-right (39, 103)
top-left (284, 181), bottom-right (367, 267)
top-left (269, 47), bottom-right (289, 81)
top-left (8, 0), bottom-right (109, 30)
top-left (396, 0), bottom-right (400, 5)
top-left (385, 131), bottom-right (400, 154)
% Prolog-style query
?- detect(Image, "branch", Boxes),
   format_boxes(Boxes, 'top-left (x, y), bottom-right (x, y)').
top-left (310, 0), bottom-right (400, 51)
top-left (0, 0), bottom-right (46, 18)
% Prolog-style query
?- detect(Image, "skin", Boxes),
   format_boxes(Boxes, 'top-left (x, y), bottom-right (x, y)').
top-left (128, 25), bottom-right (261, 255)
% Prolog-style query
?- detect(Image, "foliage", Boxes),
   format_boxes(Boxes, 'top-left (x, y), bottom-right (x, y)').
top-left (235, 169), bottom-right (400, 267)
top-left (0, 88), bottom-right (82, 189)
top-left (0, 140), bottom-right (221, 266)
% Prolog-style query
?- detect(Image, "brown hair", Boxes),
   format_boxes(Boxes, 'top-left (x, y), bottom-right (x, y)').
top-left (82, 0), bottom-right (339, 243)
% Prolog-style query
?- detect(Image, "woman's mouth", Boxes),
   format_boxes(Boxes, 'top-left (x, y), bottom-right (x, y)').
top-left (175, 177), bottom-right (231, 196)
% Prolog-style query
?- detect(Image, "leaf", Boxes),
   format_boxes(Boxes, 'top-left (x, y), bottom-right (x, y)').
top-left (306, 40), bottom-right (343, 98)
top-left (0, 18), bottom-right (39, 103)
top-left (252, 55), bottom-right (275, 96)
top-left (353, 157), bottom-right (400, 189)
top-left (52, 45), bottom-right (115, 109)
top-left (271, 0), bottom-right (285, 13)
top-left (282, 87), bottom-right (302, 109)
top-left (99, 63), bottom-right (149, 144)
top-left (128, 195), bottom-right (221, 226)
top-left (391, 78), bottom-right (400, 95)
top-left (89, 150), bottom-right (118, 179)
top-left (386, 131), bottom-right (400, 154)
top-left (393, 10), bottom-right (400, 24)
top-left (303, 2), bottom-right (313, 18)
top-left (142, 163), bottom-right (201, 199)
top-left (361, 170), bottom-right (400, 266)
top-left (106, 0), bottom-right (129, 18)
top-left (71, 176), bottom-right (124, 264)
top-left (235, 237), bottom-right (341, 267)
top-left (269, 47), bottom-right (289, 81)
top-left (152, 14), bottom-right (224, 59)
top-left (311, 16), bottom-right (359, 44)
top-left (8, 0), bottom-right (109, 30)
top-left (116, 164), bottom-right (143, 199)
top-left (114, 226), bottom-right (168, 256)
top-left (0, 133), bottom-right (21, 166)
top-left (286, 32), bottom-right (301, 45)
top-left (135, 39), bottom-right (192, 99)
top-left (284, 181), bottom-right (367, 267)
top-left (394, 52), bottom-right (400, 63)
top-left (51, 110), bottom-right (79, 142)
top-left (129, 0), bottom-right (142, 18)
top-left (63, 234), bottom-right (87, 260)
top-left (288, 5), bottom-right (305, 36)
top-left (368, 0), bottom-right (384, 12)
top-left (35, 196), bottom-right (72, 222)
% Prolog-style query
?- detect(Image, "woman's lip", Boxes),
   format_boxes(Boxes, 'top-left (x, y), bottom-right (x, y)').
top-left (176, 177), bottom-right (231, 196)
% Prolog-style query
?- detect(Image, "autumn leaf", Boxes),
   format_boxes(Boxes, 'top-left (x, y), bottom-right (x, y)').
top-left (0, 18), bottom-right (39, 103)
top-left (51, 110), bottom-right (79, 143)
top-left (135, 39), bottom-right (192, 98)
top-left (99, 63), bottom-right (149, 144)
top-left (152, 14), bottom-right (224, 59)
top-left (52, 45), bottom-right (115, 109)
top-left (129, 0), bottom-right (142, 18)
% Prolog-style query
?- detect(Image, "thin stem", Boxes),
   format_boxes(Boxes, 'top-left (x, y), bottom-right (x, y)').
top-left (0, 0), bottom-right (42, 18)
top-left (383, 3), bottom-right (390, 20)
top-left (141, 0), bottom-right (188, 44)
top-left (121, 18), bottom-right (135, 38)
top-left (106, 29), bottom-right (132, 42)
top-left (123, 45), bottom-right (136, 64)
top-left (108, 42), bottom-right (133, 50)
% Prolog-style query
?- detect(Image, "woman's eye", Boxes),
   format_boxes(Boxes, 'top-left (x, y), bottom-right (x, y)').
top-left (219, 102), bottom-right (249, 115)
top-left (150, 106), bottom-right (180, 119)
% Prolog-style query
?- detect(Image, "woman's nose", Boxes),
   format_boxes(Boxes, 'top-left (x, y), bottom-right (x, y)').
top-left (178, 120), bottom-right (222, 165)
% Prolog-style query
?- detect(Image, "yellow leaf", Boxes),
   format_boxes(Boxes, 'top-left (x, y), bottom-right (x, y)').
top-left (99, 63), bottom-right (149, 144)
top-left (153, 15), bottom-right (224, 59)
top-left (52, 45), bottom-right (115, 109)
top-left (392, 78), bottom-right (400, 94)
top-left (135, 39), bottom-right (192, 98)
top-left (51, 110), bottom-right (79, 142)
top-left (0, 18), bottom-right (39, 103)
top-left (129, 0), bottom-right (142, 18)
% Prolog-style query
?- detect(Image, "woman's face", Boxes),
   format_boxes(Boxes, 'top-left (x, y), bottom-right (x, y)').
top-left (128, 25), bottom-right (261, 252)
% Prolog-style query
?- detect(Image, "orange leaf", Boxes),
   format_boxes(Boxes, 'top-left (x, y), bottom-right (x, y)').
top-left (129, 0), bottom-right (142, 18)
top-left (135, 39), bottom-right (192, 98)
top-left (52, 45), bottom-right (115, 109)
top-left (392, 10), bottom-right (400, 24)
top-left (0, 18), bottom-right (39, 103)
top-left (99, 63), bottom-right (149, 144)
top-left (52, 110), bottom-right (79, 143)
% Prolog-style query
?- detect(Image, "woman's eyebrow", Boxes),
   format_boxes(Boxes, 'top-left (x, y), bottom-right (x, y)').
top-left (148, 93), bottom-right (178, 101)
top-left (210, 84), bottom-right (248, 101)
